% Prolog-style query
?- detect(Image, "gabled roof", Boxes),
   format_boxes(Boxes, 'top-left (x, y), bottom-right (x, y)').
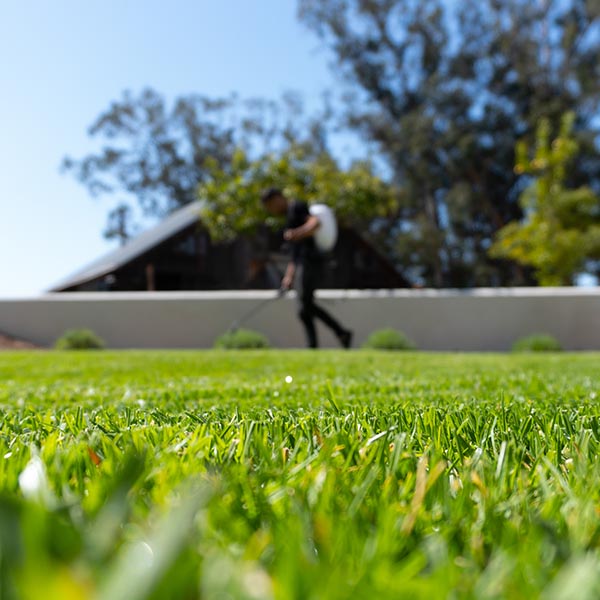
top-left (49, 201), bottom-right (203, 291)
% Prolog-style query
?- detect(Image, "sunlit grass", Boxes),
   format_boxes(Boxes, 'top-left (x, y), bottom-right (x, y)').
top-left (0, 351), bottom-right (599, 599)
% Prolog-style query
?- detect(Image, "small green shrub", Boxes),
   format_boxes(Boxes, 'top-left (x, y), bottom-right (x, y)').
top-left (55, 329), bottom-right (105, 350)
top-left (363, 328), bottom-right (416, 351)
top-left (214, 329), bottom-right (270, 350)
top-left (512, 334), bottom-right (562, 353)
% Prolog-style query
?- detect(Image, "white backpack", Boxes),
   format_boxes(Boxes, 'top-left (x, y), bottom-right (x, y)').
top-left (309, 204), bottom-right (338, 252)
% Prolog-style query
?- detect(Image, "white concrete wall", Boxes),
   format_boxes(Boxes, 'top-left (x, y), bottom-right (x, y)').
top-left (0, 288), bottom-right (598, 350)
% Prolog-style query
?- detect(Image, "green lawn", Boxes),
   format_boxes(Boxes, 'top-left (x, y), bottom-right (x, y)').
top-left (0, 351), bottom-right (599, 599)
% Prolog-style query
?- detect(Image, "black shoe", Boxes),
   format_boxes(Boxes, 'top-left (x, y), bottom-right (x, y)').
top-left (339, 330), bottom-right (353, 349)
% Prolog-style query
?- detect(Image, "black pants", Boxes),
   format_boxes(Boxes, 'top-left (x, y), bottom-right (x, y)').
top-left (296, 261), bottom-right (346, 348)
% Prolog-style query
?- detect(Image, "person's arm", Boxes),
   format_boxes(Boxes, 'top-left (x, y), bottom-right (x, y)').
top-left (283, 215), bottom-right (321, 242)
top-left (281, 261), bottom-right (296, 290)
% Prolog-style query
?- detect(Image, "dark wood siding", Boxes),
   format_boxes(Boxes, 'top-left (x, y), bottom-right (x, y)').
top-left (59, 224), bottom-right (408, 292)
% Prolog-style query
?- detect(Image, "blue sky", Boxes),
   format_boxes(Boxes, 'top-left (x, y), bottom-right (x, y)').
top-left (0, 1), bottom-right (337, 296)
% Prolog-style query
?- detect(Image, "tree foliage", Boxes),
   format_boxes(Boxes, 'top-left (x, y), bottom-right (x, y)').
top-left (198, 145), bottom-right (399, 241)
top-left (64, 2), bottom-right (600, 288)
top-left (62, 88), bottom-right (332, 236)
top-left (298, 0), bottom-right (600, 286)
top-left (490, 113), bottom-right (600, 286)
top-left (103, 203), bottom-right (137, 246)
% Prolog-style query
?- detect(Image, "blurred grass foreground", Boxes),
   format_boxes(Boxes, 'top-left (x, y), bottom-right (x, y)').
top-left (0, 350), bottom-right (599, 599)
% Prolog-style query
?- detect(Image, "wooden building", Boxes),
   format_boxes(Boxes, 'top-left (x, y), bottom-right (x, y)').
top-left (51, 202), bottom-right (408, 292)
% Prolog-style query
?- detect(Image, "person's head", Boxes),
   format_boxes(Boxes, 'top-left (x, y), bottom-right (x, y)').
top-left (261, 188), bottom-right (288, 216)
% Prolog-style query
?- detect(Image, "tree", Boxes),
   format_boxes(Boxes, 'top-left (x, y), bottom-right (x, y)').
top-left (298, 0), bottom-right (600, 287)
top-left (198, 145), bottom-right (399, 242)
top-left (490, 113), bottom-right (600, 286)
top-left (62, 88), bottom-right (333, 236)
top-left (103, 203), bottom-right (136, 246)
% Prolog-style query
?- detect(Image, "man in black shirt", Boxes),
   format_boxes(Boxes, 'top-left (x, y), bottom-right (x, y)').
top-left (261, 188), bottom-right (353, 349)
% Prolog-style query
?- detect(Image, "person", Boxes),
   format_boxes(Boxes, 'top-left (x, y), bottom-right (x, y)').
top-left (261, 188), bottom-right (353, 349)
